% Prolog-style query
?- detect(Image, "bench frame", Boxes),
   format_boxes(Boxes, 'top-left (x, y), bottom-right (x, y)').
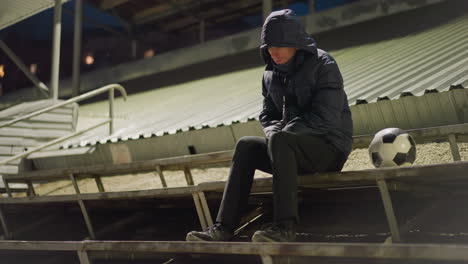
top-left (1, 160), bottom-right (468, 244)
top-left (2, 240), bottom-right (468, 264)
top-left (2, 123), bottom-right (468, 242)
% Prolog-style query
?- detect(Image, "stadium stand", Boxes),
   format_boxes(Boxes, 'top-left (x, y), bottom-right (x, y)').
top-left (1, 123), bottom-right (468, 247)
top-left (1, 1), bottom-right (468, 264)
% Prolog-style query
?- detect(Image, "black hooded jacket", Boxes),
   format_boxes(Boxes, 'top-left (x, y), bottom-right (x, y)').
top-left (259, 9), bottom-right (353, 155)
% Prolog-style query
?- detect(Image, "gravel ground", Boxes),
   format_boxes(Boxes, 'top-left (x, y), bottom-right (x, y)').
top-left (30, 142), bottom-right (466, 196)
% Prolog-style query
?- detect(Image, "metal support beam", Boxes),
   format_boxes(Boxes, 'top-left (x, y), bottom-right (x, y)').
top-left (78, 200), bottom-right (96, 239)
top-left (191, 192), bottom-right (214, 229)
top-left (155, 166), bottom-right (167, 188)
top-left (448, 134), bottom-right (461, 161)
top-left (50, 0), bottom-right (63, 100)
top-left (77, 249), bottom-right (92, 264)
top-left (69, 173), bottom-right (96, 239)
top-left (2, 178), bottom-right (12, 198)
top-left (108, 88), bottom-right (114, 135)
top-left (26, 180), bottom-right (36, 197)
top-left (199, 19), bottom-right (205, 43)
top-left (71, 0), bottom-right (83, 98)
top-left (183, 167), bottom-right (194, 186)
top-left (263, 0), bottom-right (272, 21)
top-left (260, 255), bottom-right (274, 264)
top-left (192, 193), bottom-right (207, 230)
top-left (0, 40), bottom-right (49, 95)
top-left (94, 176), bottom-right (105, 192)
top-left (198, 192), bottom-right (213, 227)
top-left (0, 207), bottom-right (10, 239)
top-left (309, 0), bottom-right (315, 14)
top-left (377, 179), bottom-right (401, 243)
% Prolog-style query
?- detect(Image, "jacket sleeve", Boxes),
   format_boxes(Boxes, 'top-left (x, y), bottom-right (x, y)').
top-left (259, 75), bottom-right (283, 138)
top-left (284, 54), bottom-right (345, 134)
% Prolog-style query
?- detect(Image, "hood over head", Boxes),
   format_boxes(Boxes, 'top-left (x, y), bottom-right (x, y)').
top-left (260, 9), bottom-right (317, 65)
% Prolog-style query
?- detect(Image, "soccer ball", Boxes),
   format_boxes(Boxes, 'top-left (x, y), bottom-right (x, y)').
top-left (369, 128), bottom-right (416, 168)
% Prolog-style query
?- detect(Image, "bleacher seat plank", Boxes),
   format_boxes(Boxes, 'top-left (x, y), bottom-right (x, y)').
top-left (6, 121), bottom-right (73, 130)
top-left (4, 150), bottom-right (234, 182)
top-left (0, 186), bottom-right (199, 204)
top-left (198, 161), bottom-right (468, 192)
top-left (3, 161), bottom-right (468, 205)
top-left (0, 240), bottom-right (467, 262)
top-left (0, 127), bottom-right (69, 139)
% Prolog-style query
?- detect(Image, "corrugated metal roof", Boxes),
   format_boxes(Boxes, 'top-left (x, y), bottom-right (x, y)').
top-left (61, 12), bottom-right (468, 149)
top-left (340, 13), bottom-right (468, 104)
top-left (0, 0), bottom-right (68, 31)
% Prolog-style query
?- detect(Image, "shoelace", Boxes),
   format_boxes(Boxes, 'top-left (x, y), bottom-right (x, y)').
top-left (206, 223), bottom-right (223, 232)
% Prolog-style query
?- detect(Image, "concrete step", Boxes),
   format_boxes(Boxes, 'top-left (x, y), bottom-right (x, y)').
top-left (0, 164), bottom-right (18, 175)
top-left (0, 128), bottom-right (69, 139)
top-left (0, 155), bottom-right (21, 165)
top-left (0, 137), bottom-right (45, 148)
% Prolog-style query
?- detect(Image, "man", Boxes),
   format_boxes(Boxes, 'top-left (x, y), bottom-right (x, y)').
top-left (186, 9), bottom-right (352, 242)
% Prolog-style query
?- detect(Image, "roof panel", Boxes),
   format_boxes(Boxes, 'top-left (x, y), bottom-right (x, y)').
top-left (342, 14), bottom-right (468, 104)
top-left (60, 12), bottom-right (468, 149)
top-left (0, 0), bottom-right (68, 31)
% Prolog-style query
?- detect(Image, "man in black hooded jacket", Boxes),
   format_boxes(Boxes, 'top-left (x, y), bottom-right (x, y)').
top-left (186, 9), bottom-right (353, 242)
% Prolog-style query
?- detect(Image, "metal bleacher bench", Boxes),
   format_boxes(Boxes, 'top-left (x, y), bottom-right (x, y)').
top-left (2, 123), bottom-right (468, 243)
top-left (2, 153), bottom-right (468, 244)
top-left (2, 240), bottom-right (468, 264)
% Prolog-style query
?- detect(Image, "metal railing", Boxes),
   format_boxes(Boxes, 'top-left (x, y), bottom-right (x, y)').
top-left (0, 84), bottom-right (127, 167)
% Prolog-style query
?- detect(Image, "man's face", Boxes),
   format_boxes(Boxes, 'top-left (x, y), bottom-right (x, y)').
top-left (268, 47), bottom-right (297, 65)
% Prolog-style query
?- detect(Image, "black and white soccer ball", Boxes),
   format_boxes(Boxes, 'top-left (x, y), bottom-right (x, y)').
top-left (369, 128), bottom-right (416, 168)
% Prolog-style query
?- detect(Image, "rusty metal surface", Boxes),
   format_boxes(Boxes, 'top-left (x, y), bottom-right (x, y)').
top-left (0, 185), bottom-right (200, 204)
top-left (7, 150), bottom-right (234, 181)
top-left (3, 159), bottom-right (468, 205)
top-left (0, 240), bottom-right (468, 261)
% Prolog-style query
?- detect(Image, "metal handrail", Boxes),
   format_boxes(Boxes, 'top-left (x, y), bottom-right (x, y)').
top-left (0, 84), bottom-right (127, 134)
top-left (0, 84), bottom-right (127, 167)
top-left (0, 120), bottom-right (110, 167)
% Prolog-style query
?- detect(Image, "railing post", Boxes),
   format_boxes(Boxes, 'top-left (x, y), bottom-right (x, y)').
top-left (69, 173), bottom-right (96, 239)
top-left (50, 0), bottom-right (63, 100)
top-left (71, 0), bottom-right (83, 98)
top-left (2, 178), bottom-right (12, 198)
top-left (448, 134), bottom-right (461, 161)
top-left (0, 207), bottom-right (10, 239)
top-left (377, 179), bottom-right (401, 243)
top-left (0, 40), bottom-right (49, 95)
top-left (0, 84), bottom-right (126, 130)
top-left (109, 88), bottom-right (115, 135)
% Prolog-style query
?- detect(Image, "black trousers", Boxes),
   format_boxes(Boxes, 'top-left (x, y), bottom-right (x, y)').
top-left (215, 131), bottom-right (347, 230)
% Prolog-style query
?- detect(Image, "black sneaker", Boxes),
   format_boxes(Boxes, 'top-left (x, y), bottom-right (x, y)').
top-left (186, 223), bottom-right (233, 241)
top-left (251, 222), bottom-right (296, 242)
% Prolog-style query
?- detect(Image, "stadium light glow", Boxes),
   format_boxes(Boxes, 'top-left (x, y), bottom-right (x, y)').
top-left (0, 65), bottom-right (4, 78)
top-left (30, 64), bottom-right (38, 74)
top-left (144, 49), bottom-right (155, 58)
top-left (85, 54), bottom-right (94, 65)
